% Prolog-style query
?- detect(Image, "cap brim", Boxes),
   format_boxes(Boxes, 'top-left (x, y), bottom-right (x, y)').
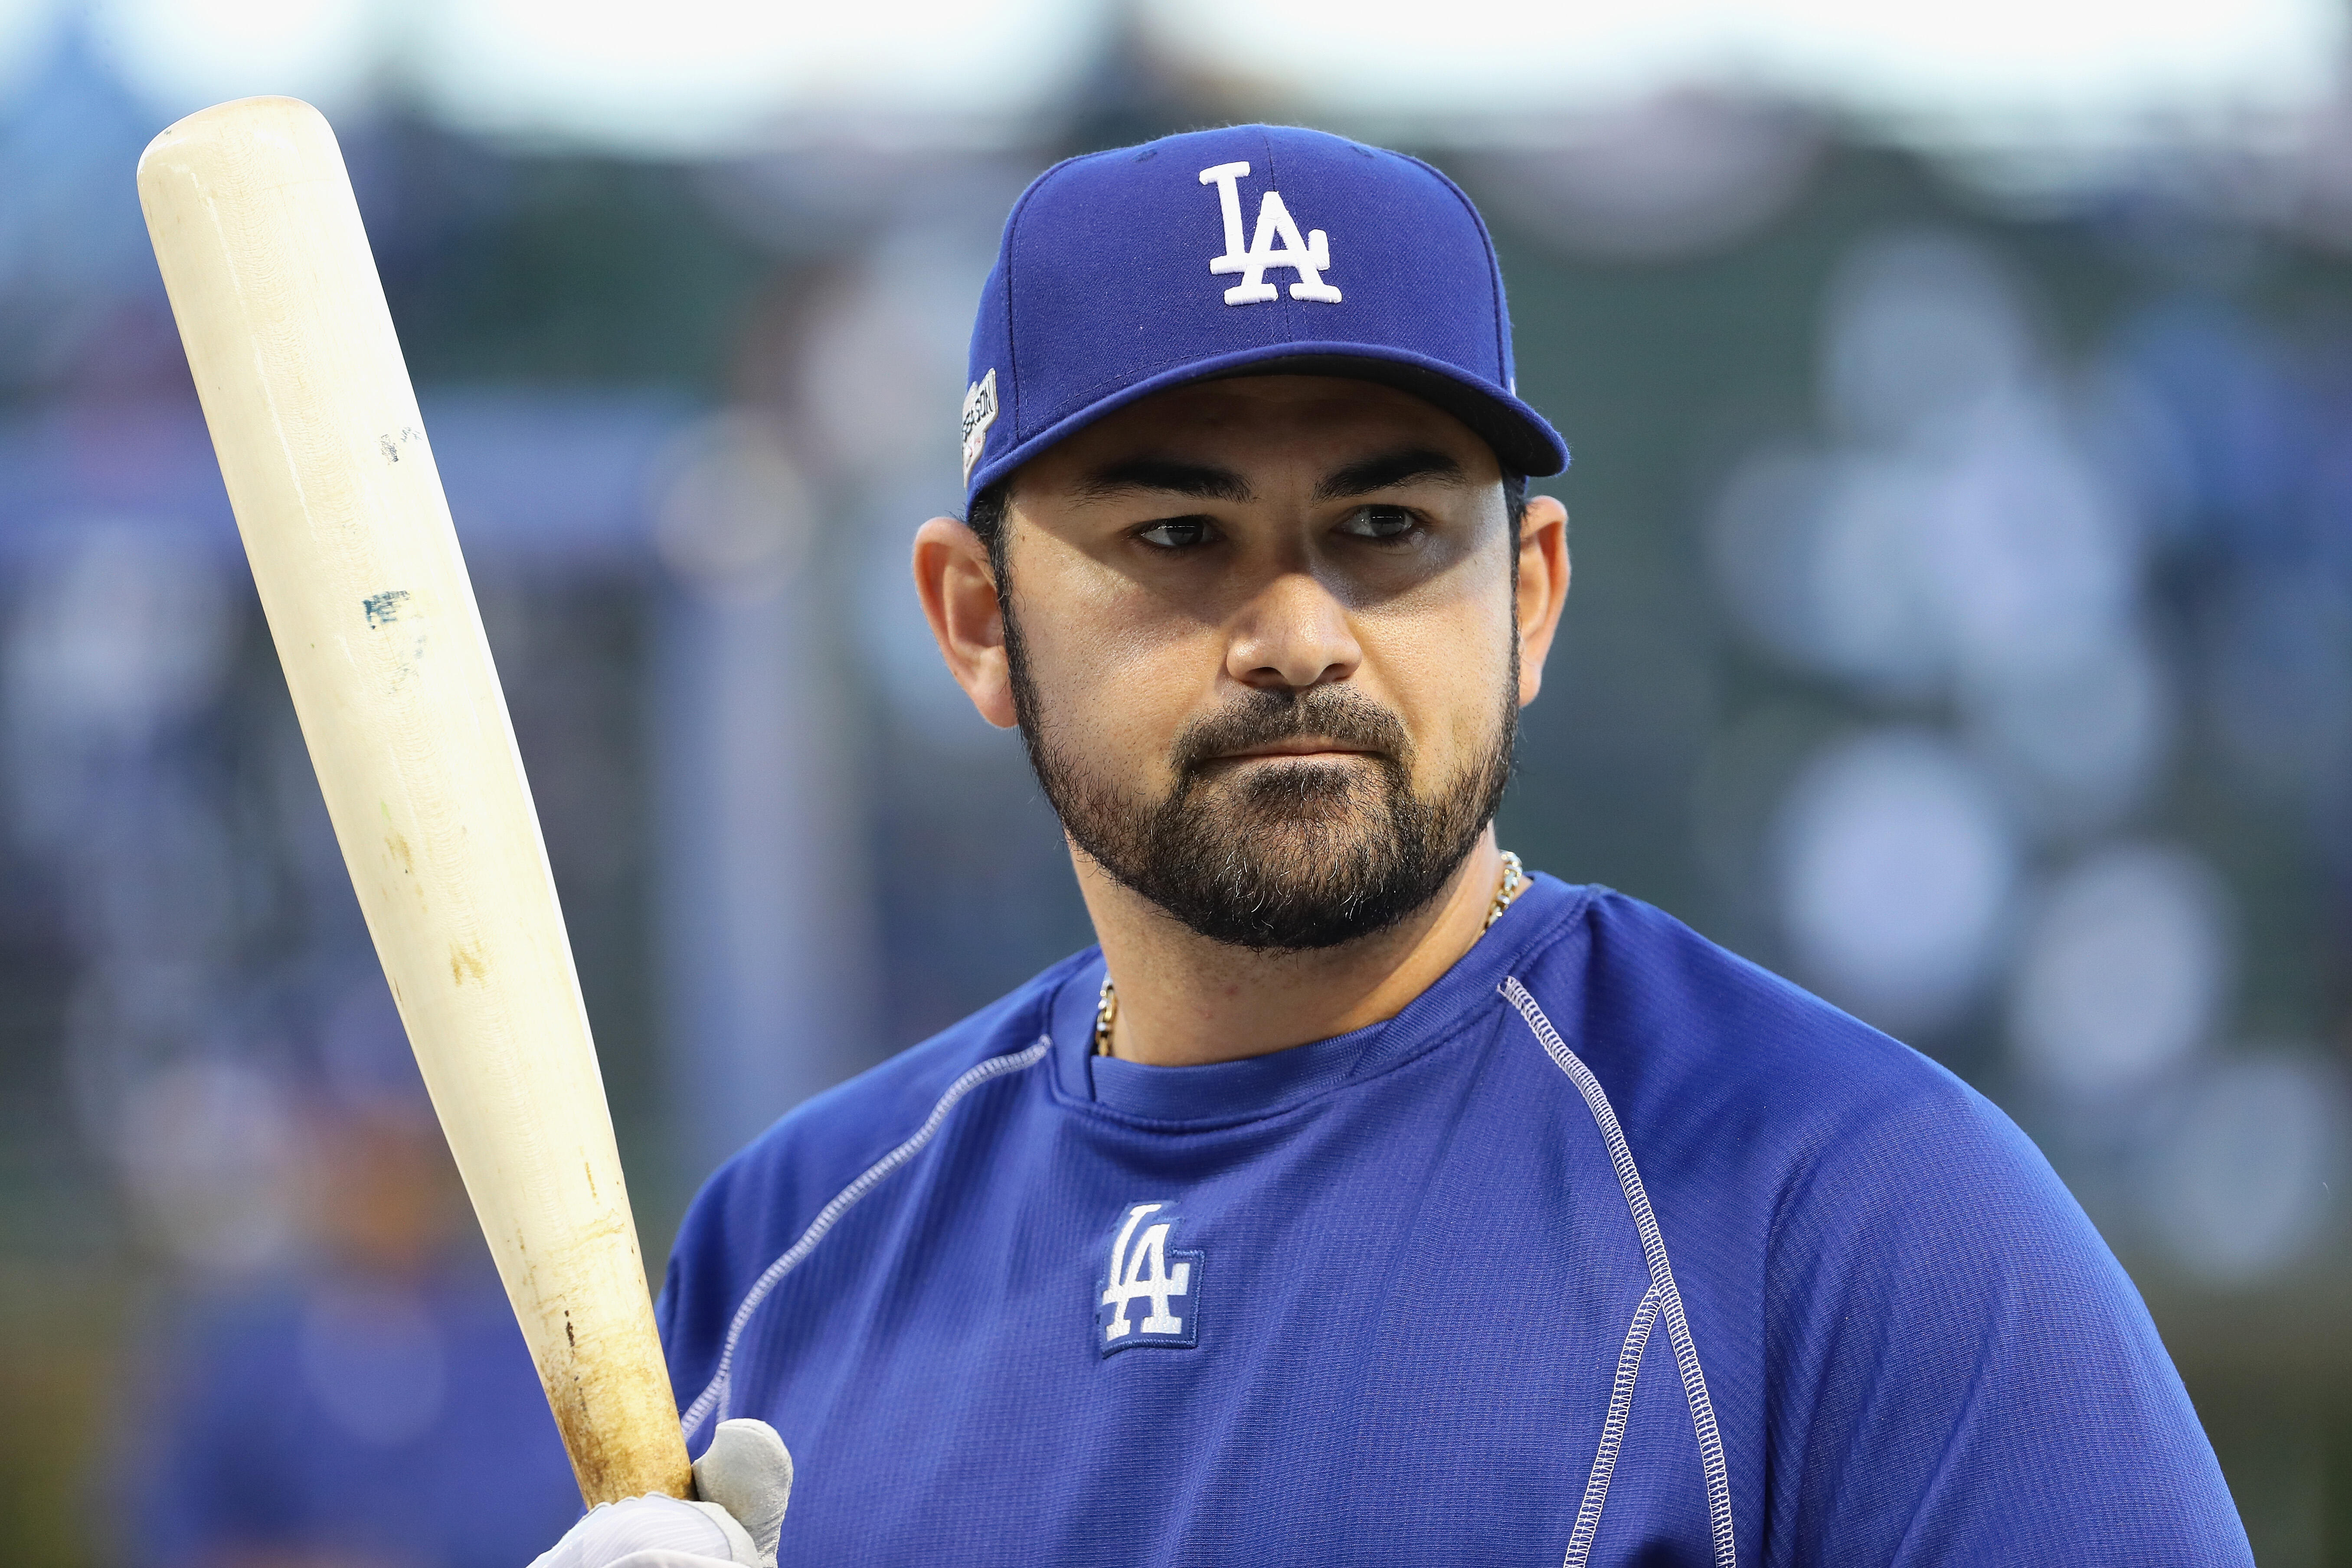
top-left (965, 340), bottom-right (1568, 500)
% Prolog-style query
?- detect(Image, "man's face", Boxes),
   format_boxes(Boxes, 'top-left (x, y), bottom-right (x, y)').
top-left (993, 375), bottom-right (1528, 950)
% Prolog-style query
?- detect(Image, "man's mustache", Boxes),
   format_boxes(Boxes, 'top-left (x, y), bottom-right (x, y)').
top-left (1170, 687), bottom-right (1413, 777)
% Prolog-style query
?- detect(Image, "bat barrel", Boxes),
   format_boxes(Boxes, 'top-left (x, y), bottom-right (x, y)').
top-left (138, 96), bottom-right (691, 1506)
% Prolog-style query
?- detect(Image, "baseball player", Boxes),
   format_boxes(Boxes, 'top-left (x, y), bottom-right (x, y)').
top-left (536, 125), bottom-right (2251, 1566)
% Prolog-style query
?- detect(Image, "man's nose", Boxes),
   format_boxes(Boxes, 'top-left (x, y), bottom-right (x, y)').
top-left (1226, 571), bottom-right (1363, 691)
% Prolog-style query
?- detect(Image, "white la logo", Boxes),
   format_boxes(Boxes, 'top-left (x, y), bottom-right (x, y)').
top-left (1098, 1201), bottom-right (1199, 1351)
top-left (1198, 161), bottom-right (1343, 307)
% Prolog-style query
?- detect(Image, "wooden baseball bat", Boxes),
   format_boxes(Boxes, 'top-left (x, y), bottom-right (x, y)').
top-left (138, 96), bottom-right (692, 1506)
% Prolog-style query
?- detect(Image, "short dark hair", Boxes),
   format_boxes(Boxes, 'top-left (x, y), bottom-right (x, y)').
top-left (963, 470), bottom-right (1529, 586)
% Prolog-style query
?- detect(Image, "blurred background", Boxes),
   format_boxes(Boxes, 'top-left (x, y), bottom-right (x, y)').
top-left (0, 0), bottom-right (2348, 1561)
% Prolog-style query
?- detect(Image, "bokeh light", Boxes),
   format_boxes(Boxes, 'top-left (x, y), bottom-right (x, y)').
top-left (1773, 729), bottom-right (2017, 1032)
top-left (2008, 842), bottom-right (2231, 1099)
top-left (2139, 1051), bottom-right (2348, 1283)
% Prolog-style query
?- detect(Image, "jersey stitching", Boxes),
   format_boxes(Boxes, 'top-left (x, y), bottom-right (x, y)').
top-left (1566, 1283), bottom-right (1660, 1568)
top-left (678, 1036), bottom-right (1052, 1441)
top-left (1503, 977), bottom-right (1737, 1568)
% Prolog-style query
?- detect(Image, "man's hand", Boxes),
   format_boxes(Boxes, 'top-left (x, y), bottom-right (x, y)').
top-left (530, 1420), bottom-right (793, 1568)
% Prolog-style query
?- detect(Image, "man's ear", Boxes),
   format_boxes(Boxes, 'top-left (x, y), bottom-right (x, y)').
top-left (913, 516), bottom-right (1019, 729)
top-left (1515, 494), bottom-right (1570, 707)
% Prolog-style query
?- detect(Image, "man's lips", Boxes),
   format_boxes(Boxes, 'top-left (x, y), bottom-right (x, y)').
top-left (1209, 738), bottom-right (1378, 763)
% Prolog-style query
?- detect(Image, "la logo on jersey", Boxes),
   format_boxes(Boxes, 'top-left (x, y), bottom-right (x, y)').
top-left (1097, 1201), bottom-right (1201, 1354)
top-left (1198, 162), bottom-right (1342, 307)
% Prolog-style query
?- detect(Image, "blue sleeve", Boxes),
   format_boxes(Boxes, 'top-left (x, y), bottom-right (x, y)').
top-left (658, 1180), bottom-right (735, 1429)
top-left (651, 997), bottom-right (1070, 1427)
top-left (1765, 1078), bottom-right (2250, 1566)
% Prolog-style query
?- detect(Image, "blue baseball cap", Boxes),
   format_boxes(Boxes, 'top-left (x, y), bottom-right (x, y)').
top-left (960, 124), bottom-right (1569, 504)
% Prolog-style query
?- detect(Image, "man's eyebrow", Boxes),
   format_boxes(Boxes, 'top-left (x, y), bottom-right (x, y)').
top-left (1312, 448), bottom-right (1466, 501)
top-left (1073, 458), bottom-right (1255, 504)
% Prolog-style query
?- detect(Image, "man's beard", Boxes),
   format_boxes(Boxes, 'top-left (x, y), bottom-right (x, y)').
top-left (1006, 606), bottom-right (1517, 952)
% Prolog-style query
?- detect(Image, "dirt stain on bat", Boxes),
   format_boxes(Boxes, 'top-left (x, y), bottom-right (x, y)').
top-left (386, 830), bottom-right (413, 874)
top-left (565, 1313), bottom-right (576, 1348)
top-left (584, 1161), bottom-right (599, 1201)
top-left (449, 941), bottom-right (489, 986)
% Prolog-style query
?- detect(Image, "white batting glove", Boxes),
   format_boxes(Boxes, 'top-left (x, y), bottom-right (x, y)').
top-left (530, 1419), bottom-right (794, 1568)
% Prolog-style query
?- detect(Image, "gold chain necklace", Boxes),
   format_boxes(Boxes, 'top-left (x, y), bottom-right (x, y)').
top-left (1093, 851), bottom-right (1526, 1058)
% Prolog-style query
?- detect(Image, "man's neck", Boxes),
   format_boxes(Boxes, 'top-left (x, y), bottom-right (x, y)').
top-left (1073, 831), bottom-right (1507, 1067)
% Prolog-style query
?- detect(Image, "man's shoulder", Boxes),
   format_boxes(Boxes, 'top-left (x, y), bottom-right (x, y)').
top-left (713, 948), bottom-right (1082, 1202)
top-left (667, 948), bottom-right (1082, 1282)
top-left (1511, 881), bottom-right (2038, 1211)
top-left (1519, 882), bottom-right (1959, 1093)
top-left (1516, 884), bottom-right (2143, 1396)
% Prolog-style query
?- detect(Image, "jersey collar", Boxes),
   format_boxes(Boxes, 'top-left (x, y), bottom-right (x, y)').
top-left (1044, 874), bottom-right (1590, 1128)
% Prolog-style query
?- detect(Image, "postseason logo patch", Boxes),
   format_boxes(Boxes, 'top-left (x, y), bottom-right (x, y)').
top-left (960, 368), bottom-right (998, 486)
top-left (1096, 1201), bottom-right (1201, 1355)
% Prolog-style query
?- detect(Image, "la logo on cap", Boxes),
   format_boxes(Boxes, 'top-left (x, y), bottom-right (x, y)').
top-left (1198, 162), bottom-right (1342, 306)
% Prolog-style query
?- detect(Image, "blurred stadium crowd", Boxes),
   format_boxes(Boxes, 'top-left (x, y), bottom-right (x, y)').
top-left (0, 2), bottom-right (2350, 1563)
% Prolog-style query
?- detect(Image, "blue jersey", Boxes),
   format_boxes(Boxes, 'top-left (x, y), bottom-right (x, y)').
top-left (658, 876), bottom-right (2248, 1566)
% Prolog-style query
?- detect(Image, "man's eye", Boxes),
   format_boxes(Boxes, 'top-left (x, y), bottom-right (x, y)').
top-left (1136, 518), bottom-right (1214, 549)
top-left (1338, 504), bottom-right (1418, 541)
